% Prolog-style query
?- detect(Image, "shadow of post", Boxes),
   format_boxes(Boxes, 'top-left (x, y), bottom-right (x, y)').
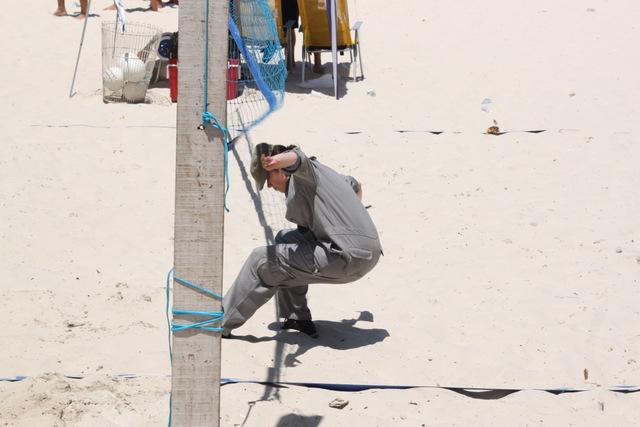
top-left (230, 135), bottom-right (283, 402)
top-left (230, 143), bottom-right (276, 244)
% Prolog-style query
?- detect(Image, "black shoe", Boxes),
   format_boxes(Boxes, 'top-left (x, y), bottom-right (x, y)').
top-left (281, 319), bottom-right (319, 338)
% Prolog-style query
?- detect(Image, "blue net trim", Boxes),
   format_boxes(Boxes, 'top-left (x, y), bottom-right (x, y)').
top-left (227, 0), bottom-right (287, 139)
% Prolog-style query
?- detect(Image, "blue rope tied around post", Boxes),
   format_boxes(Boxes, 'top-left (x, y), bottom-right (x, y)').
top-left (201, 0), bottom-right (231, 212)
top-left (165, 268), bottom-right (224, 355)
top-left (166, 267), bottom-right (224, 427)
top-left (202, 111), bottom-right (231, 213)
top-left (166, 268), bottom-right (224, 338)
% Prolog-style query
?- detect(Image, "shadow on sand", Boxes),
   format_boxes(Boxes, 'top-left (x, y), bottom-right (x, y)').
top-left (228, 311), bottom-right (389, 367)
top-left (284, 61), bottom-right (353, 98)
top-left (275, 413), bottom-right (323, 427)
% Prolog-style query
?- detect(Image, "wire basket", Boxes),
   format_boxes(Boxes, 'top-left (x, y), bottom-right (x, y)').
top-left (101, 21), bottom-right (162, 103)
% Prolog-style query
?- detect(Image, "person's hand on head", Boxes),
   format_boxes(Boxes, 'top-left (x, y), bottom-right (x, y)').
top-left (261, 154), bottom-right (279, 171)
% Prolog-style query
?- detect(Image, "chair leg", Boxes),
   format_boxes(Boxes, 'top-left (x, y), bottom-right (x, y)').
top-left (349, 46), bottom-right (356, 81)
top-left (288, 43), bottom-right (294, 70)
top-left (350, 47), bottom-right (355, 81)
top-left (285, 29), bottom-right (291, 70)
top-left (301, 47), bottom-right (306, 82)
top-left (358, 42), bottom-right (364, 81)
top-left (355, 29), bottom-right (364, 81)
top-left (289, 28), bottom-right (295, 70)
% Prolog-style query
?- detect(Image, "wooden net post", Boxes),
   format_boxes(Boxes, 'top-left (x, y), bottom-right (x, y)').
top-left (171, 0), bottom-right (229, 425)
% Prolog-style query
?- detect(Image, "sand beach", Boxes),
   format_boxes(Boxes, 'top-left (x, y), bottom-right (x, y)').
top-left (1, 0), bottom-right (639, 425)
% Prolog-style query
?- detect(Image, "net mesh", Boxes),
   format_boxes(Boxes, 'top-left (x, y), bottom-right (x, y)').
top-left (232, 135), bottom-right (294, 245)
top-left (227, 0), bottom-right (287, 139)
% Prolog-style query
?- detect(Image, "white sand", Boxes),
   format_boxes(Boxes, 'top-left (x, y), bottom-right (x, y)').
top-left (2, 0), bottom-right (640, 425)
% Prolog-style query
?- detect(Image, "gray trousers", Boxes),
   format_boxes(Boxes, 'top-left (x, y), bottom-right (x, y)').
top-left (222, 228), bottom-right (379, 332)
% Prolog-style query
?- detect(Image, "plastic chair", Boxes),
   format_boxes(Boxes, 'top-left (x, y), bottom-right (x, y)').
top-left (297, 0), bottom-right (363, 82)
top-left (268, 0), bottom-right (297, 70)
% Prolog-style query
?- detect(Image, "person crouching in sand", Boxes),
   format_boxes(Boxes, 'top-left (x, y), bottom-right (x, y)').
top-left (222, 144), bottom-right (381, 338)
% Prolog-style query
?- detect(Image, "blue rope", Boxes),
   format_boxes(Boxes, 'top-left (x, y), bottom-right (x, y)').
top-left (166, 267), bottom-right (224, 427)
top-left (202, 0), bottom-right (231, 212)
top-left (201, 111), bottom-right (231, 213)
top-left (166, 268), bottom-right (224, 335)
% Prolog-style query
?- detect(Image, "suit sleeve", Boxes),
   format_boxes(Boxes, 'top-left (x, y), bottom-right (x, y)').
top-left (282, 147), bottom-right (317, 187)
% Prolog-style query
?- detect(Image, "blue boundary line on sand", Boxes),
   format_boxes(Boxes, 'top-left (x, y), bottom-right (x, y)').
top-left (2, 375), bottom-right (639, 396)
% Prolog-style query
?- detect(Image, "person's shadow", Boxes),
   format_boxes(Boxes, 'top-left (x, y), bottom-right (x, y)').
top-left (229, 311), bottom-right (389, 367)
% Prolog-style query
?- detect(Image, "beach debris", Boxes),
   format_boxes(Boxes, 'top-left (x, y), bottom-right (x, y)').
top-left (64, 320), bottom-right (86, 329)
top-left (480, 98), bottom-right (492, 112)
top-left (310, 90), bottom-right (322, 98)
top-left (486, 120), bottom-right (500, 135)
top-left (366, 88), bottom-right (376, 97)
top-left (329, 398), bottom-right (349, 409)
top-left (615, 247), bottom-right (623, 254)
